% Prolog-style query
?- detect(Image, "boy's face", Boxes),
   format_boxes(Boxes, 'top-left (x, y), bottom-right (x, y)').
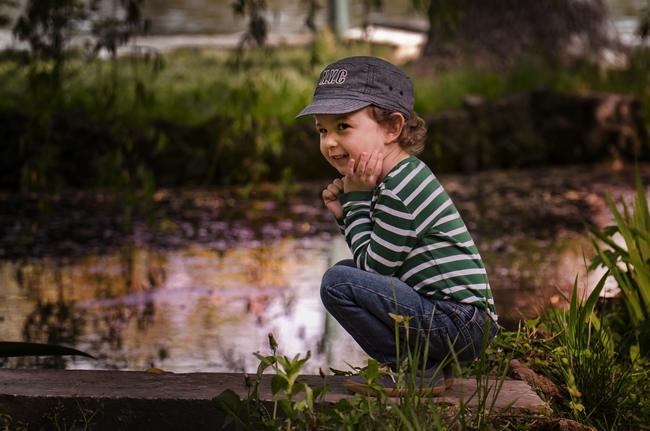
top-left (315, 107), bottom-right (390, 176)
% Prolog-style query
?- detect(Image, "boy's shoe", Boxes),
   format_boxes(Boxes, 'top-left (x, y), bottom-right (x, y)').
top-left (345, 363), bottom-right (447, 397)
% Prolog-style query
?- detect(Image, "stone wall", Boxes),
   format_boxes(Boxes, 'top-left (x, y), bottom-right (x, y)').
top-left (0, 88), bottom-right (646, 190)
top-left (419, 87), bottom-right (648, 174)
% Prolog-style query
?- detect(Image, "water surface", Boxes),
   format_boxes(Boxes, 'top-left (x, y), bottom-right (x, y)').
top-left (0, 164), bottom-right (644, 373)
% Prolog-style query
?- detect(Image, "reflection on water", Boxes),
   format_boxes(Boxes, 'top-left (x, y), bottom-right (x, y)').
top-left (0, 236), bottom-right (369, 373)
top-left (483, 234), bottom-right (616, 324)
top-left (0, 164), bottom-right (644, 373)
top-left (0, 230), bottom-right (610, 373)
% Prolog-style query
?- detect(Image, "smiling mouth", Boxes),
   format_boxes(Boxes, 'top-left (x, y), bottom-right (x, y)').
top-left (332, 155), bottom-right (349, 162)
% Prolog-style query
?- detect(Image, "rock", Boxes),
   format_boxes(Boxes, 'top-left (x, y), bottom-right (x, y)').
top-left (463, 91), bottom-right (546, 169)
top-left (0, 369), bottom-right (549, 431)
top-left (509, 359), bottom-right (560, 401)
top-left (531, 88), bottom-right (647, 164)
top-left (421, 88), bottom-right (648, 173)
top-left (532, 418), bottom-right (598, 431)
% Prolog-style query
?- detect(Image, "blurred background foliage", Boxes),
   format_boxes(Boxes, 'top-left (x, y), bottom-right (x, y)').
top-left (0, 0), bottom-right (649, 206)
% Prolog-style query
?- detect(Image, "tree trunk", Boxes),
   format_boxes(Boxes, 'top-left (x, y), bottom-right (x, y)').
top-left (416, 0), bottom-right (627, 71)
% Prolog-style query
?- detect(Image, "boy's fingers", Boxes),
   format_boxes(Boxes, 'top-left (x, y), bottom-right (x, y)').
top-left (366, 151), bottom-right (378, 175)
top-left (324, 179), bottom-right (346, 200)
top-left (356, 152), bottom-right (368, 173)
top-left (347, 158), bottom-right (356, 177)
top-left (323, 189), bottom-right (336, 202)
top-left (327, 183), bottom-right (341, 196)
top-left (374, 152), bottom-right (383, 176)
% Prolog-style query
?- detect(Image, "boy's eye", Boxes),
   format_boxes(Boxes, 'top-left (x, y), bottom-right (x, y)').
top-left (337, 123), bottom-right (349, 130)
top-left (317, 128), bottom-right (326, 134)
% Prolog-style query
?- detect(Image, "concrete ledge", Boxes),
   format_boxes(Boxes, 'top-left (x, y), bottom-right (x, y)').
top-left (0, 369), bottom-right (548, 430)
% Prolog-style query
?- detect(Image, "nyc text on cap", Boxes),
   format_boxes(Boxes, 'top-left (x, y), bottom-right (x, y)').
top-left (295, 56), bottom-right (414, 119)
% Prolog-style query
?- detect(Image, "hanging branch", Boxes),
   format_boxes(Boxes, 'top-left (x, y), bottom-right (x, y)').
top-left (301, 0), bottom-right (321, 35)
top-left (232, 0), bottom-right (268, 48)
top-left (90, 0), bottom-right (152, 59)
top-left (0, 0), bottom-right (18, 28)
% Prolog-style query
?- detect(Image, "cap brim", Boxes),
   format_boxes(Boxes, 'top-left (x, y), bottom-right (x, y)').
top-left (295, 98), bottom-right (372, 119)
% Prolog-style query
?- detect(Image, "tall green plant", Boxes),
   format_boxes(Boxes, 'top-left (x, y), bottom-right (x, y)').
top-left (201, 57), bottom-right (293, 191)
top-left (88, 0), bottom-right (162, 226)
top-left (7, 0), bottom-right (161, 225)
top-left (10, 0), bottom-right (90, 194)
top-left (13, 0), bottom-right (89, 91)
top-left (543, 275), bottom-right (639, 429)
top-left (588, 167), bottom-right (650, 357)
top-left (212, 332), bottom-right (330, 431)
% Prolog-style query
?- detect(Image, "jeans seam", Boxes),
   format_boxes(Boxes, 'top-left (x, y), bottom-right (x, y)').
top-left (451, 305), bottom-right (477, 358)
top-left (324, 283), bottom-right (397, 363)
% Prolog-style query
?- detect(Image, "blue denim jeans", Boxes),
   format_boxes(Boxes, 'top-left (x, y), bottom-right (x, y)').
top-left (321, 260), bottom-right (498, 367)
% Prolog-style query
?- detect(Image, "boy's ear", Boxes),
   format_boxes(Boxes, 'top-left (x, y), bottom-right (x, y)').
top-left (384, 112), bottom-right (405, 144)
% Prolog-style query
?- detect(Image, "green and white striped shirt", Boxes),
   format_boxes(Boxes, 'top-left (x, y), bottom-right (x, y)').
top-left (336, 156), bottom-right (497, 321)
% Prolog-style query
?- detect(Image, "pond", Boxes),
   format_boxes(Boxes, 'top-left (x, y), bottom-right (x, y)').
top-left (0, 163), bottom-right (644, 374)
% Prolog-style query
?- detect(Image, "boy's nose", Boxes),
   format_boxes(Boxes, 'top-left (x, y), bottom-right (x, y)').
top-left (323, 134), bottom-right (338, 148)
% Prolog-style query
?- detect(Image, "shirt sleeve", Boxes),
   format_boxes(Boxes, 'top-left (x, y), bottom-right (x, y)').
top-left (334, 215), bottom-right (345, 235)
top-left (338, 188), bottom-right (419, 275)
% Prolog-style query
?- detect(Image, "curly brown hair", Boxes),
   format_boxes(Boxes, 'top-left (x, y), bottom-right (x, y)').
top-left (368, 106), bottom-right (427, 156)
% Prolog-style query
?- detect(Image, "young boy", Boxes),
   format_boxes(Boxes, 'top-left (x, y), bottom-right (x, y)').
top-left (296, 56), bottom-right (498, 396)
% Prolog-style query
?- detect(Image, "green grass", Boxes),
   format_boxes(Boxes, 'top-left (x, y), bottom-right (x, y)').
top-left (3, 35), bottom-right (650, 126)
top-left (0, 36), bottom-right (394, 125)
top-left (413, 50), bottom-right (650, 118)
top-left (213, 322), bottom-right (515, 431)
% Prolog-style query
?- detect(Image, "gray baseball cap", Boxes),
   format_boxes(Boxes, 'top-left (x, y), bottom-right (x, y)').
top-left (295, 56), bottom-right (414, 119)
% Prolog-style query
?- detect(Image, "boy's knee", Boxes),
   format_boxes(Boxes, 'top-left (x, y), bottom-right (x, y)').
top-left (319, 278), bottom-right (340, 314)
top-left (320, 266), bottom-right (342, 299)
top-left (320, 265), bottom-right (354, 307)
top-left (321, 264), bottom-right (352, 286)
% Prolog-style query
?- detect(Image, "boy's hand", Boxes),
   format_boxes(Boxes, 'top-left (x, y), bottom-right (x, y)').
top-left (344, 151), bottom-right (383, 193)
top-left (323, 178), bottom-right (345, 218)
